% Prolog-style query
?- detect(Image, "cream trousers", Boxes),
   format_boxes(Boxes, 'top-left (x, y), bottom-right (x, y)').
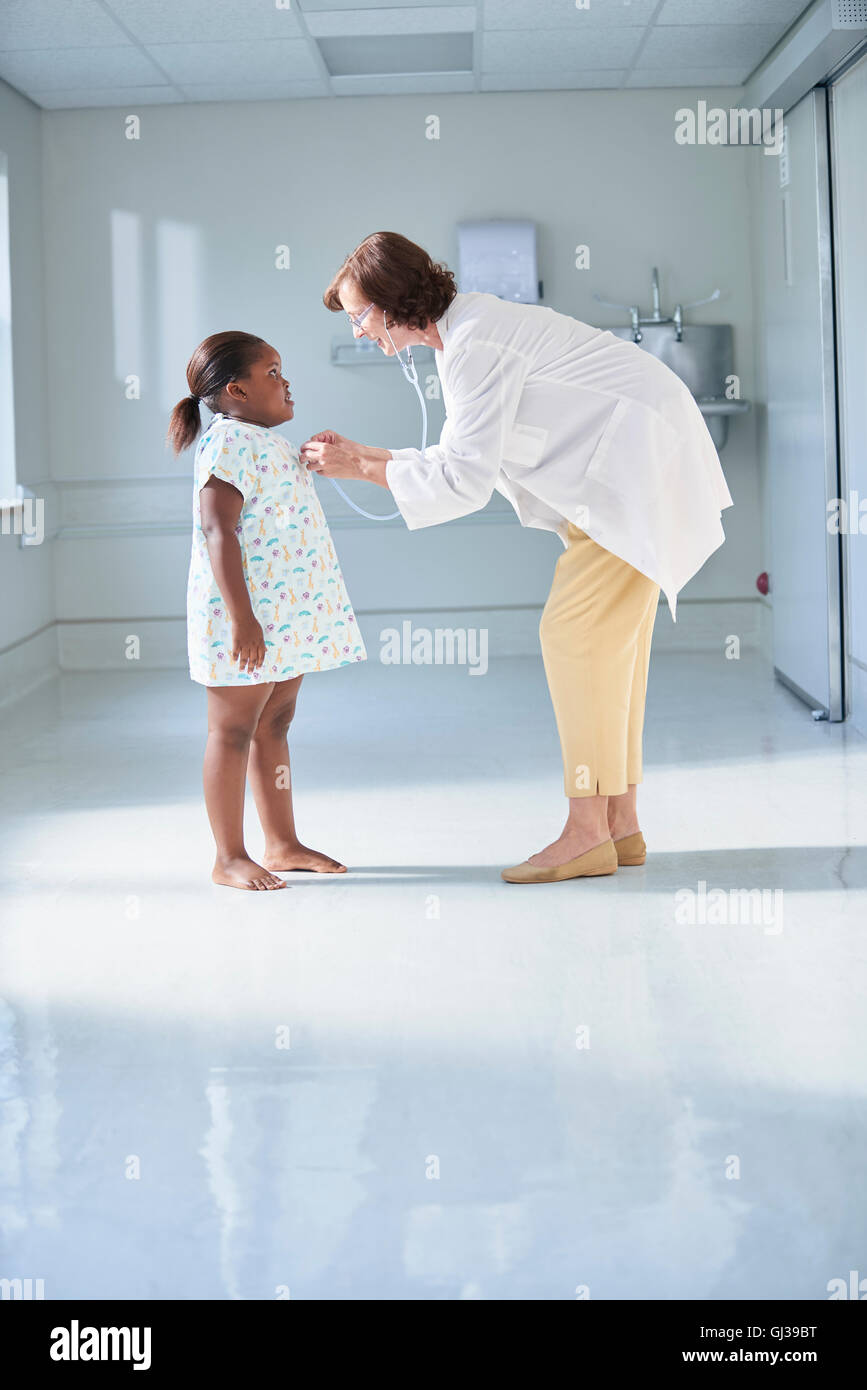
top-left (539, 523), bottom-right (660, 798)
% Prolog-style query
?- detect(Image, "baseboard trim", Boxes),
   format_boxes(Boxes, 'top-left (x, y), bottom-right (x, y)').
top-left (846, 656), bottom-right (867, 737)
top-left (0, 625), bottom-right (60, 707)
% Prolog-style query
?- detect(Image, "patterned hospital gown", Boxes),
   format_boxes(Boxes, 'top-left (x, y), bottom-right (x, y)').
top-left (186, 412), bottom-right (367, 686)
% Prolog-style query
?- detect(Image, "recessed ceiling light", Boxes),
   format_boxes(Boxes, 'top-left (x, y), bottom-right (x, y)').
top-left (316, 33), bottom-right (473, 77)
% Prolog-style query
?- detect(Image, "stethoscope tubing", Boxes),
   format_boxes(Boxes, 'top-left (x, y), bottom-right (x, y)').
top-left (327, 317), bottom-right (427, 522)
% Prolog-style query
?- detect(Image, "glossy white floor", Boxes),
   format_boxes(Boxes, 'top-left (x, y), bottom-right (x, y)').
top-left (1, 648), bottom-right (865, 1301)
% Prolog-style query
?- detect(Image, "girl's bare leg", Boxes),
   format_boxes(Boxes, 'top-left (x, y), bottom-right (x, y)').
top-left (205, 682), bottom-right (287, 890)
top-left (247, 677), bottom-right (347, 873)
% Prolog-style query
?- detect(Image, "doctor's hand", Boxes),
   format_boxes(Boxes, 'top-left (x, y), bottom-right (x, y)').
top-left (302, 429), bottom-right (348, 451)
top-left (300, 433), bottom-right (365, 480)
top-left (301, 434), bottom-right (393, 489)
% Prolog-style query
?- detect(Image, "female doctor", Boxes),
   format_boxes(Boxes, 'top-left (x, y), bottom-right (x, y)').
top-left (301, 232), bottom-right (733, 885)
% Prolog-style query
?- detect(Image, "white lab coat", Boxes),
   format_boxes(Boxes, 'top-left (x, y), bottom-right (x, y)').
top-left (385, 291), bottom-right (734, 620)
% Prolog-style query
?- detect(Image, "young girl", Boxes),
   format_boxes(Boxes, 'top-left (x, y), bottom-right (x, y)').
top-left (169, 331), bottom-right (366, 890)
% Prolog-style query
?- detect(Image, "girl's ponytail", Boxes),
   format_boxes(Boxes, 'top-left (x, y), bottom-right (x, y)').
top-left (167, 330), bottom-right (266, 455)
top-left (168, 394), bottom-right (202, 455)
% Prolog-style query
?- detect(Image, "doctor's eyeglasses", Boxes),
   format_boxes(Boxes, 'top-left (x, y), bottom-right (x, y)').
top-left (346, 302), bottom-right (375, 330)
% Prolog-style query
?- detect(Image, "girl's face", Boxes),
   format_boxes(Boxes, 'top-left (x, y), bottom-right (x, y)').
top-left (222, 345), bottom-right (294, 427)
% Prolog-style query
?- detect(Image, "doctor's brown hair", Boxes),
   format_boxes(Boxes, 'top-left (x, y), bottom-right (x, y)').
top-left (323, 231), bottom-right (457, 330)
top-left (167, 330), bottom-right (267, 455)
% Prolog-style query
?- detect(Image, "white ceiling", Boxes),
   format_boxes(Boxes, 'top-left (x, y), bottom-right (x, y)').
top-left (0, 0), bottom-right (814, 109)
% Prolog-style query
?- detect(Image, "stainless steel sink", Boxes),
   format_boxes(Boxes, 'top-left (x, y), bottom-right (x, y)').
top-left (609, 321), bottom-right (751, 450)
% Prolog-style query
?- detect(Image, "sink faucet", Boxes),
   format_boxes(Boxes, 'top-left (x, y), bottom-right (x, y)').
top-left (593, 272), bottom-right (721, 344)
top-left (651, 266), bottom-right (661, 320)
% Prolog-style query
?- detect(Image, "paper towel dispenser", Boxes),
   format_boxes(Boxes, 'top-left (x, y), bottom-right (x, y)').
top-left (456, 220), bottom-right (540, 303)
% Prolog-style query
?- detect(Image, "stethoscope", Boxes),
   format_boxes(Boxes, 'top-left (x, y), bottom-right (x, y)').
top-left (326, 315), bottom-right (429, 522)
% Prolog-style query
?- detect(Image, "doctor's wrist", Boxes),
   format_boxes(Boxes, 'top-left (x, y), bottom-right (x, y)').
top-left (358, 448), bottom-right (392, 488)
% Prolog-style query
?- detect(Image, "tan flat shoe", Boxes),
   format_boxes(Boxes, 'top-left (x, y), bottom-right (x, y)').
top-left (501, 837), bottom-right (618, 884)
top-left (614, 831), bottom-right (646, 866)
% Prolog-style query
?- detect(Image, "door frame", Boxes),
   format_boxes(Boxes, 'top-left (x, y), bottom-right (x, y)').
top-left (814, 88), bottom-right (845, 722)
top-left (827, 44), bottom-right (867, 723)
top-left (768, 88), bottom-right (844, 721)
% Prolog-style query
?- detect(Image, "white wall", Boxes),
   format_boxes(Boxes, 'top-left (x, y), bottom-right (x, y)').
top-left (0, 78), bottom-right (54, 701)
top-left (37, 88), bottom-right (763, 670)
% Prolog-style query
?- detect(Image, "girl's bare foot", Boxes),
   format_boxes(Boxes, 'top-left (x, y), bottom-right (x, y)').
top-left (262, 843), bottom-right (347, 873)
top-left (212, 856), bottom-right (287, 890)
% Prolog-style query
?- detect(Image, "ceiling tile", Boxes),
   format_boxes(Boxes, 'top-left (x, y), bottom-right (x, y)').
top-left (330, 72), bottom-right (475, 94)
top-left (307, 6), bottom-right (476, 37)
top-left (638, 24), bottom-right (784, 69)
top-left (300, 0), bottom-right (471, 8)
top-left (481, 70), bottom-right (625, 90)
top-left (0, 45), bottom-right (169, 92)
top-left (0, 0), bottom-right (127, 51)
top-left (482, 27), bottom-right (643, 72)
top-left (624, 69), bottom-right (750, 87)
top-left (0, 0), bottom-right (807, 107)
top-left (177, 81), bottom-right (330, 103)
top-left (145, 39), bottom-right (320, 85)
top-left (32, 85), bottom-right (185, 108)
top-left (657, 0), bottom-right (810, 25)
top-left (103, 0), bottom-right (303, 44)
top-left (484, 0), bottom-right (658, 27)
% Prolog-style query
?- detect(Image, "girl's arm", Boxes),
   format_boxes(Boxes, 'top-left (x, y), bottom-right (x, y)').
top-left (199, 476), bottom-right (265, 674)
